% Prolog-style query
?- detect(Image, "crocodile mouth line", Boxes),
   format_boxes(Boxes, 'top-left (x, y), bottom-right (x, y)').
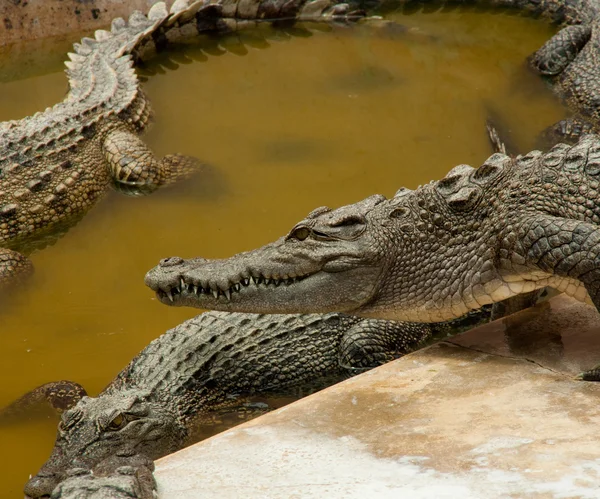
top-left (156, 273), bottom-right (313, 303)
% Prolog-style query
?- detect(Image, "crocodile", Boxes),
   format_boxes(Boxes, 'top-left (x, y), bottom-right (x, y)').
top-left (0, 0), bottom-right (365, 289)
top-left (144, 132), bottom-right (600, 378)
top-left (20, 309), bottom-right (488, 498)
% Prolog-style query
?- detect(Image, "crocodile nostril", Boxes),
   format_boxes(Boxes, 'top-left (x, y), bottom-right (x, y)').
top-left (159, 256), bottom-right (184, 267)
top-left (23, 473), bottom-right (60, 498)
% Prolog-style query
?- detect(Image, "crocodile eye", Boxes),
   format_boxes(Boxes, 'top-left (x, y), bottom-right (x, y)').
top-left (291, 227), bottom-right (310, 241)
top-left (107, 413), bottom-right (126, 431)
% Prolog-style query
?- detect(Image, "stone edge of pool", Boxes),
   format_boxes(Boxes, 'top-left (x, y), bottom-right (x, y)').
top-left (0, 0), bottom-right (175, 47)
top-left (154, 294), bottom-right (600, 498)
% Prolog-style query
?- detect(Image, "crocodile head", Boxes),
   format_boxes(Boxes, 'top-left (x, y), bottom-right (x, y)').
top-left (144, 194), bottom-right (411, 317)
top-left (24, 390), bottom-right (186, 498)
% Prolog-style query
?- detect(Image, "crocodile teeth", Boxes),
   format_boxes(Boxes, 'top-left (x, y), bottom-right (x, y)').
top-left (242, 278), bottom-right (249, 286)
top-left (250, 277), bottom-right (257, 285)
top-left (167, 290), bottom-right (174, 302)
top-left (224, 289), bottom-right (231, 301)
top-left (212, 289), bottom-right (218, 299)
top-left (180, 278), bottom-right (186, 289)
top-left (193, 285), bottom-right (199, 295)
top-left (234, 284), bottom-right (241, 292)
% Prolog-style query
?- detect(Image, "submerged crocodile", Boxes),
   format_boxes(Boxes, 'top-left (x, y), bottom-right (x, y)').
top-left (0, 0), bottom-right (364, 289)
top-left (21, 310), bottom-right (488, 498)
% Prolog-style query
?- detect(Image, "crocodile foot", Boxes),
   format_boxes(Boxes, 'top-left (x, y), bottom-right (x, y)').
top-left (576, 366), bottom-right (600, 382)
top-left (536, 117), bottom-right (596, 148)
top-left (104, 128), bottom-right (203, 196)
top-left (0, 247), bottom-right (34, 289)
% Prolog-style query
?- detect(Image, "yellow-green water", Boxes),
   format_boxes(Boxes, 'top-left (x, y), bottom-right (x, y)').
top-left (0, 10), bottom-right (560, 496)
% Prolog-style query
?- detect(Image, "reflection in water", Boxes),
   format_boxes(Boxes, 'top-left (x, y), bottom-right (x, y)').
top-left (328, 64), bottom-right (404, 93)
top-left (0, 10), bottom-right (561, 497)
top-left (261, 138), bottom-right (331, 164)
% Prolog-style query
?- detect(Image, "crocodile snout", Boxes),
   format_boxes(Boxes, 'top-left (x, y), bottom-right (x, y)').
top-left (23, 471), bottom-right (60, 498)
top-left (144, 258), bottom-right (182, 292)
top-left (145, 256), bottom-right (211, 293)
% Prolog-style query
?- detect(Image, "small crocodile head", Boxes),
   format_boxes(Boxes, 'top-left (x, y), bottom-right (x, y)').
top-left (145, 194), bottom-right (402, 315)
top-left (24, 390), bottom-right (186, 498)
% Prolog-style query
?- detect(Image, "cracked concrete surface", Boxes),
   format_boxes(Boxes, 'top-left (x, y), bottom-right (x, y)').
top-left (449, 295), bottom-right (600, 377)
top-left (154, 295), bottom-right (600, 498)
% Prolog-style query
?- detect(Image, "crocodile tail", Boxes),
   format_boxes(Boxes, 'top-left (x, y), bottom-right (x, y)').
top-left (63, 0), bottom-right (363, 128)
top-left (64, 2), bottom-right (223, 119)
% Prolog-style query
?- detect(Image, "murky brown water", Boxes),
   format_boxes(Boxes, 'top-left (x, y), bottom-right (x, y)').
top-left (0, 9), bottom-right (560, 497)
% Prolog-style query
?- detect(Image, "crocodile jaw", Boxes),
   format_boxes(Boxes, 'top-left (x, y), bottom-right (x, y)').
top-left (150, 265), bottom-right (379, 313)
top-left (144, 239), bottom-right (383, 314)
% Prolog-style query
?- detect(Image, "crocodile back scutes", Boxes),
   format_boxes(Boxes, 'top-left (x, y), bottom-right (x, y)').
top-left (0, 1), bottom-right (206, 164)
top-left (432, 152), bottom-right (512, 212)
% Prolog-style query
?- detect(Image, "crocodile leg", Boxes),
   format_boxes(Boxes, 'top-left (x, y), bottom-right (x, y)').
top-left (484, 117), bottom-right (550, 319)
top-left (530, 25), bottom-right (594, 145)
top-left (103, 127), bottom-right (200, 195)
top-left (579, 367), bottom-right (600, 381)
top-left (530, 24), bottom-right (592, 76)
top-left (0, 247), bottom-right (34, 288)
top-left (530, 24), bottom-right (598, 145)
top-left (517, 217), bottom-right (600, 304)
top-left (516, 215), bottom-right (600, 380)
top-left (338, 318), bottom-right (433, 372)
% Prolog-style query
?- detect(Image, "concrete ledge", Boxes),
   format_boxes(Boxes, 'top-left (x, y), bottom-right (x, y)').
top-left (154, 296), bottom-right (600, 498)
